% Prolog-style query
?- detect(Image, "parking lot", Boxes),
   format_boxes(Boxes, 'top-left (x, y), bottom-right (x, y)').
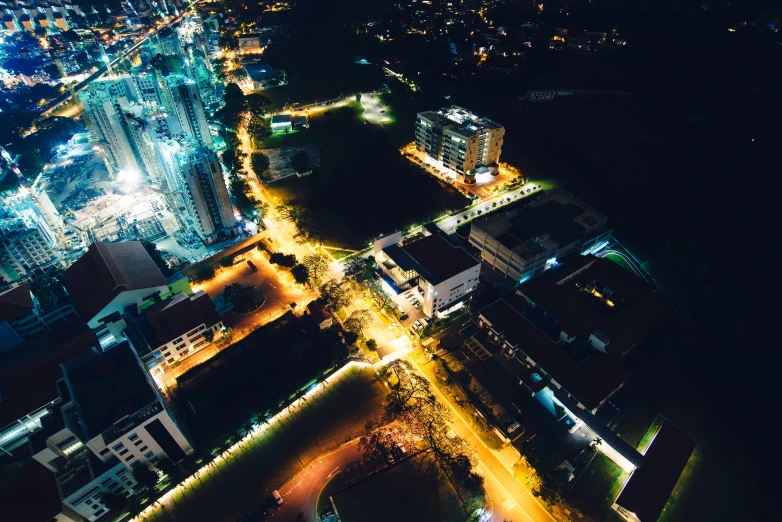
top-left (392, 287), bottom-right (427, 330)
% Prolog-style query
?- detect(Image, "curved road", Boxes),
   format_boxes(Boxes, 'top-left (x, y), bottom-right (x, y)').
top-left (263, 438), bottom-right (526, 522)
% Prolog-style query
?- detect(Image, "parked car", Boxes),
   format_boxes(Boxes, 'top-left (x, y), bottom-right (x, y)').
top-left (400, 313), bottom-right (409, 321)
top-left (247, 260), bottom-right (258, 272)
top-left (272, 490), bottom-right (283, 505)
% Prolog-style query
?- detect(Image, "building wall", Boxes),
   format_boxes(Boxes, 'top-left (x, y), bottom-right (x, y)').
top-left (88, 286), bottom-right (170, 330)
top-left (141, 321), bottom-right (224, 377)
top-left (62, 461), bottom-right (139, 522)
top-left (89, 408), bottom-right (193, 467)
top-left (422, 263), bottom-right (480, 317)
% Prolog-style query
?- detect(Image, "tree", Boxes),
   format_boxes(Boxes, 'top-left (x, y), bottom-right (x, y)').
top-left (202, 329), bottom-right (215, 343)
top-left (269, 252), bottom-right (297, 267)
top-left (34, 26), bottom-right (47, 37)
top-left (344, 309), bottom-right (373, 337)
top-left (132, 465), bottom-right (158, 490)
top-left (155, 459), bottom-right (177, 477)
top-left (244, 93), bottom-right (272, 117)
top-left (276, 201), bottom-right (305, 222)
top-left (365, 338), bottom-right (378, 352)
top-left (291, 264), bottom-right (309, 284)
top-left (142, 240), bottom-right (174, 277)
top-left (99, 491), bottom-right (128, 511)
top-left (303, 254), bottom-right (330, 283)
top-left (290, 150), bottom-right (310, 174)
top-left (294, 213), bottom-right (322, 244)
top-left (251, 152), bottom-right (270, 177)
top-left (220, 255), bottom-right (235, 268)
top-left (320, 280), bottom-right (351, 311)
top-left (224, 283), bottom-right (259, 313)
top-left (192, 263), bottom-right (215, 282)
top-left (344, 257), bottom-right (375, 284)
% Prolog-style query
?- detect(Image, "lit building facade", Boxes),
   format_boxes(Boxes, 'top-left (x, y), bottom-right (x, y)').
top-left (415, 106), bottom-right (504, 184)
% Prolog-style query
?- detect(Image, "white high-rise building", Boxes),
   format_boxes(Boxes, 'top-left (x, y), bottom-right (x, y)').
top-left (158, 142), bottom-right (235, 244)
top-left (166, 78), bottom-right (213, 148)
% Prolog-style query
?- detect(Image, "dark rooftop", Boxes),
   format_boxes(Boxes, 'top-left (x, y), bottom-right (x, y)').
top-left (616, 424), bottom-right (696, 521)
top-left (63, 342), bottom-right (156, 439)
top-left (477, 296), bottom-right (628, 410)
top-left (509, 199), bottom-right (590, 246)
top-left (0, 283), bottom-right (34, 323)
top-left (384, 234), bottom-right (479, 285)
top-left (63, 241), bottom-right (168, 322)
top-left (519, 256), bottom-right (665, 355)
top-left (0, 330), bottom-right (97, 427)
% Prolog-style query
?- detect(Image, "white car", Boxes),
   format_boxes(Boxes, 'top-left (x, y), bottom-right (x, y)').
top-left (390, 322), bottom-right (398, 328)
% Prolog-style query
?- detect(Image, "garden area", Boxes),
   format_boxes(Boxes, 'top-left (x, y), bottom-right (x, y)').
top-left (259, 102), bottom-right (471, 249)
top-left (138, 365), bottom-right (388, 522)
top-left (175, 313), bottom-right (348, 442)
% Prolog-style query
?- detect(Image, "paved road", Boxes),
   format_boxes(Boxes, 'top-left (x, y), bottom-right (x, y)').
top-left (269, 441), bottom-right (362, 522)
top-left (412, 357), bottom-right (556, 522)
top-left (436, 183), bottom-right (542, 234)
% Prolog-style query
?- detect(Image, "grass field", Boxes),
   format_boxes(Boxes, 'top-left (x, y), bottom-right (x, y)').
top-left (259, 102), bottom-right (470, 249)
top-left (142, 366), bottom-right (387, 522)
top-left (330, 460), bottom-right (465, 522)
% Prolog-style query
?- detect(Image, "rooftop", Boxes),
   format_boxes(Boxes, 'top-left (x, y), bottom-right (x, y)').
top-left (270, 114), bottom-right (292, 125)
top-left (124, 291), bottom-right (219, 355)
top-left (245, 63), bottom-right (281, 81)
top-left (0, 330), bottom-right (97, 428)
top-left (63, 241), bottom-right (168, 322)
top-left (383, 234), bottom-right (479, 285)
top-left (473, 191), bottom-right (609, 252)
top-left (518, 256), bottom-right (665, 355)
top-left (477, 296), bottom-right (628, 410)
top-left (417, 105), bottom-right (503, 138)
top-left (616, 424), bottom-right (695, 521)
top-left (0, 283), bottom-right (34, 323)
top-left (62, 342), bottom-right (156, 440)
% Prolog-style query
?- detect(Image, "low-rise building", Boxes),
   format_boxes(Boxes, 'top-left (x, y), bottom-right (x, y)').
top-left (517, 255), bottom-right (666, 356)
top-left (613, 423), bottom-right (695, 521)
top-left (468, 190), bottom-right (612, 283)
top-left (376, 233), bottom-right (480, 318)
top-left (63, 241), bottom-right (172, 348)
top-left (270, 114), bottom-right (292, 133)
top-left (244, 63), bottom-right (285, 90)
top-left (237, 34), bottom-right (264, 54)
top-left (123, 290), bottom-right (224, 377)
top-left (19, 341), bottom-right (193, 521)
top-left (0, 282), bottom-right (77, 350)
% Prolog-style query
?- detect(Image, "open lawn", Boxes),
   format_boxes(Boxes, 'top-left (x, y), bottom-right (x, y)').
top-left (330, 460), bottom-right (465, 522)
top-left (260, 102), bottom-right (471, 249)
top-left (142, 366), bottom-right (387, 522)
top-left (567, 453), bottom-right (627, 522)
top-left (176, 313), bottom-right (346, 442)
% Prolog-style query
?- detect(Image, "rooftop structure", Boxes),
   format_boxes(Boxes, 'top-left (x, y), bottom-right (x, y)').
top-left (469, 190), bottom-right (612, 283)
top-left (123, 290), bottom-right (224, 376)
top-left (244, 63), bottom-right (285, 90)
top-left (518, 255), bottom-right (666, 356)
top-left (376, 233), bottom-right (480, 318)
top-left (614, 424), bottom-right (696, 521)
top-left (415, 106), bottom-right (504, 184)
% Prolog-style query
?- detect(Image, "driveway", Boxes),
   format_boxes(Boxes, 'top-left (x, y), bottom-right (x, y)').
top-left (268, 442), bottom-right (362, 522)
top-left (192, 248), bottom-right (315, 332)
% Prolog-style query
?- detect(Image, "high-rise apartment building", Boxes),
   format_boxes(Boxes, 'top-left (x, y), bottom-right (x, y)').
top-left (166, 78), bottom-right (213, 148)
top-left (415, 106), bottom-right (504, 184)
top-left (157, 142), bottom-right (236, 244)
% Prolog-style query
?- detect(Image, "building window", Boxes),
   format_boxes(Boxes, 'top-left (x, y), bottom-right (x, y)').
top-left (99, 448), bottom-right (111, 456)
top-left (139, 446), bottom-right (148, 452)
top-left (144, 451), bottom-right (154, 460)
top-left (119, 448), bottom-right (129, 456)
top-left (133, 439), bottom-right (144, 446)
top-left (112, 442), bottom-right (124, 451)
top-left (128, 433), bottom-right (138, 442)
top-left (125, 455), bottom-right (135, 462)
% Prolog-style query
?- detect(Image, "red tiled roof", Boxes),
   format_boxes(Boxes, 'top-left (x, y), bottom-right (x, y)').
top-left (0, 283), bottom-right (34, 323)
top-left (64, 241), bottom-right (167, 322)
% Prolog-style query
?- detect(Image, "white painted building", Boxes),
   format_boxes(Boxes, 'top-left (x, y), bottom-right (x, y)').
top-left (376, 233), bottom-right (481, 318)
top-left (63, 241), bottom-right (171, 348)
